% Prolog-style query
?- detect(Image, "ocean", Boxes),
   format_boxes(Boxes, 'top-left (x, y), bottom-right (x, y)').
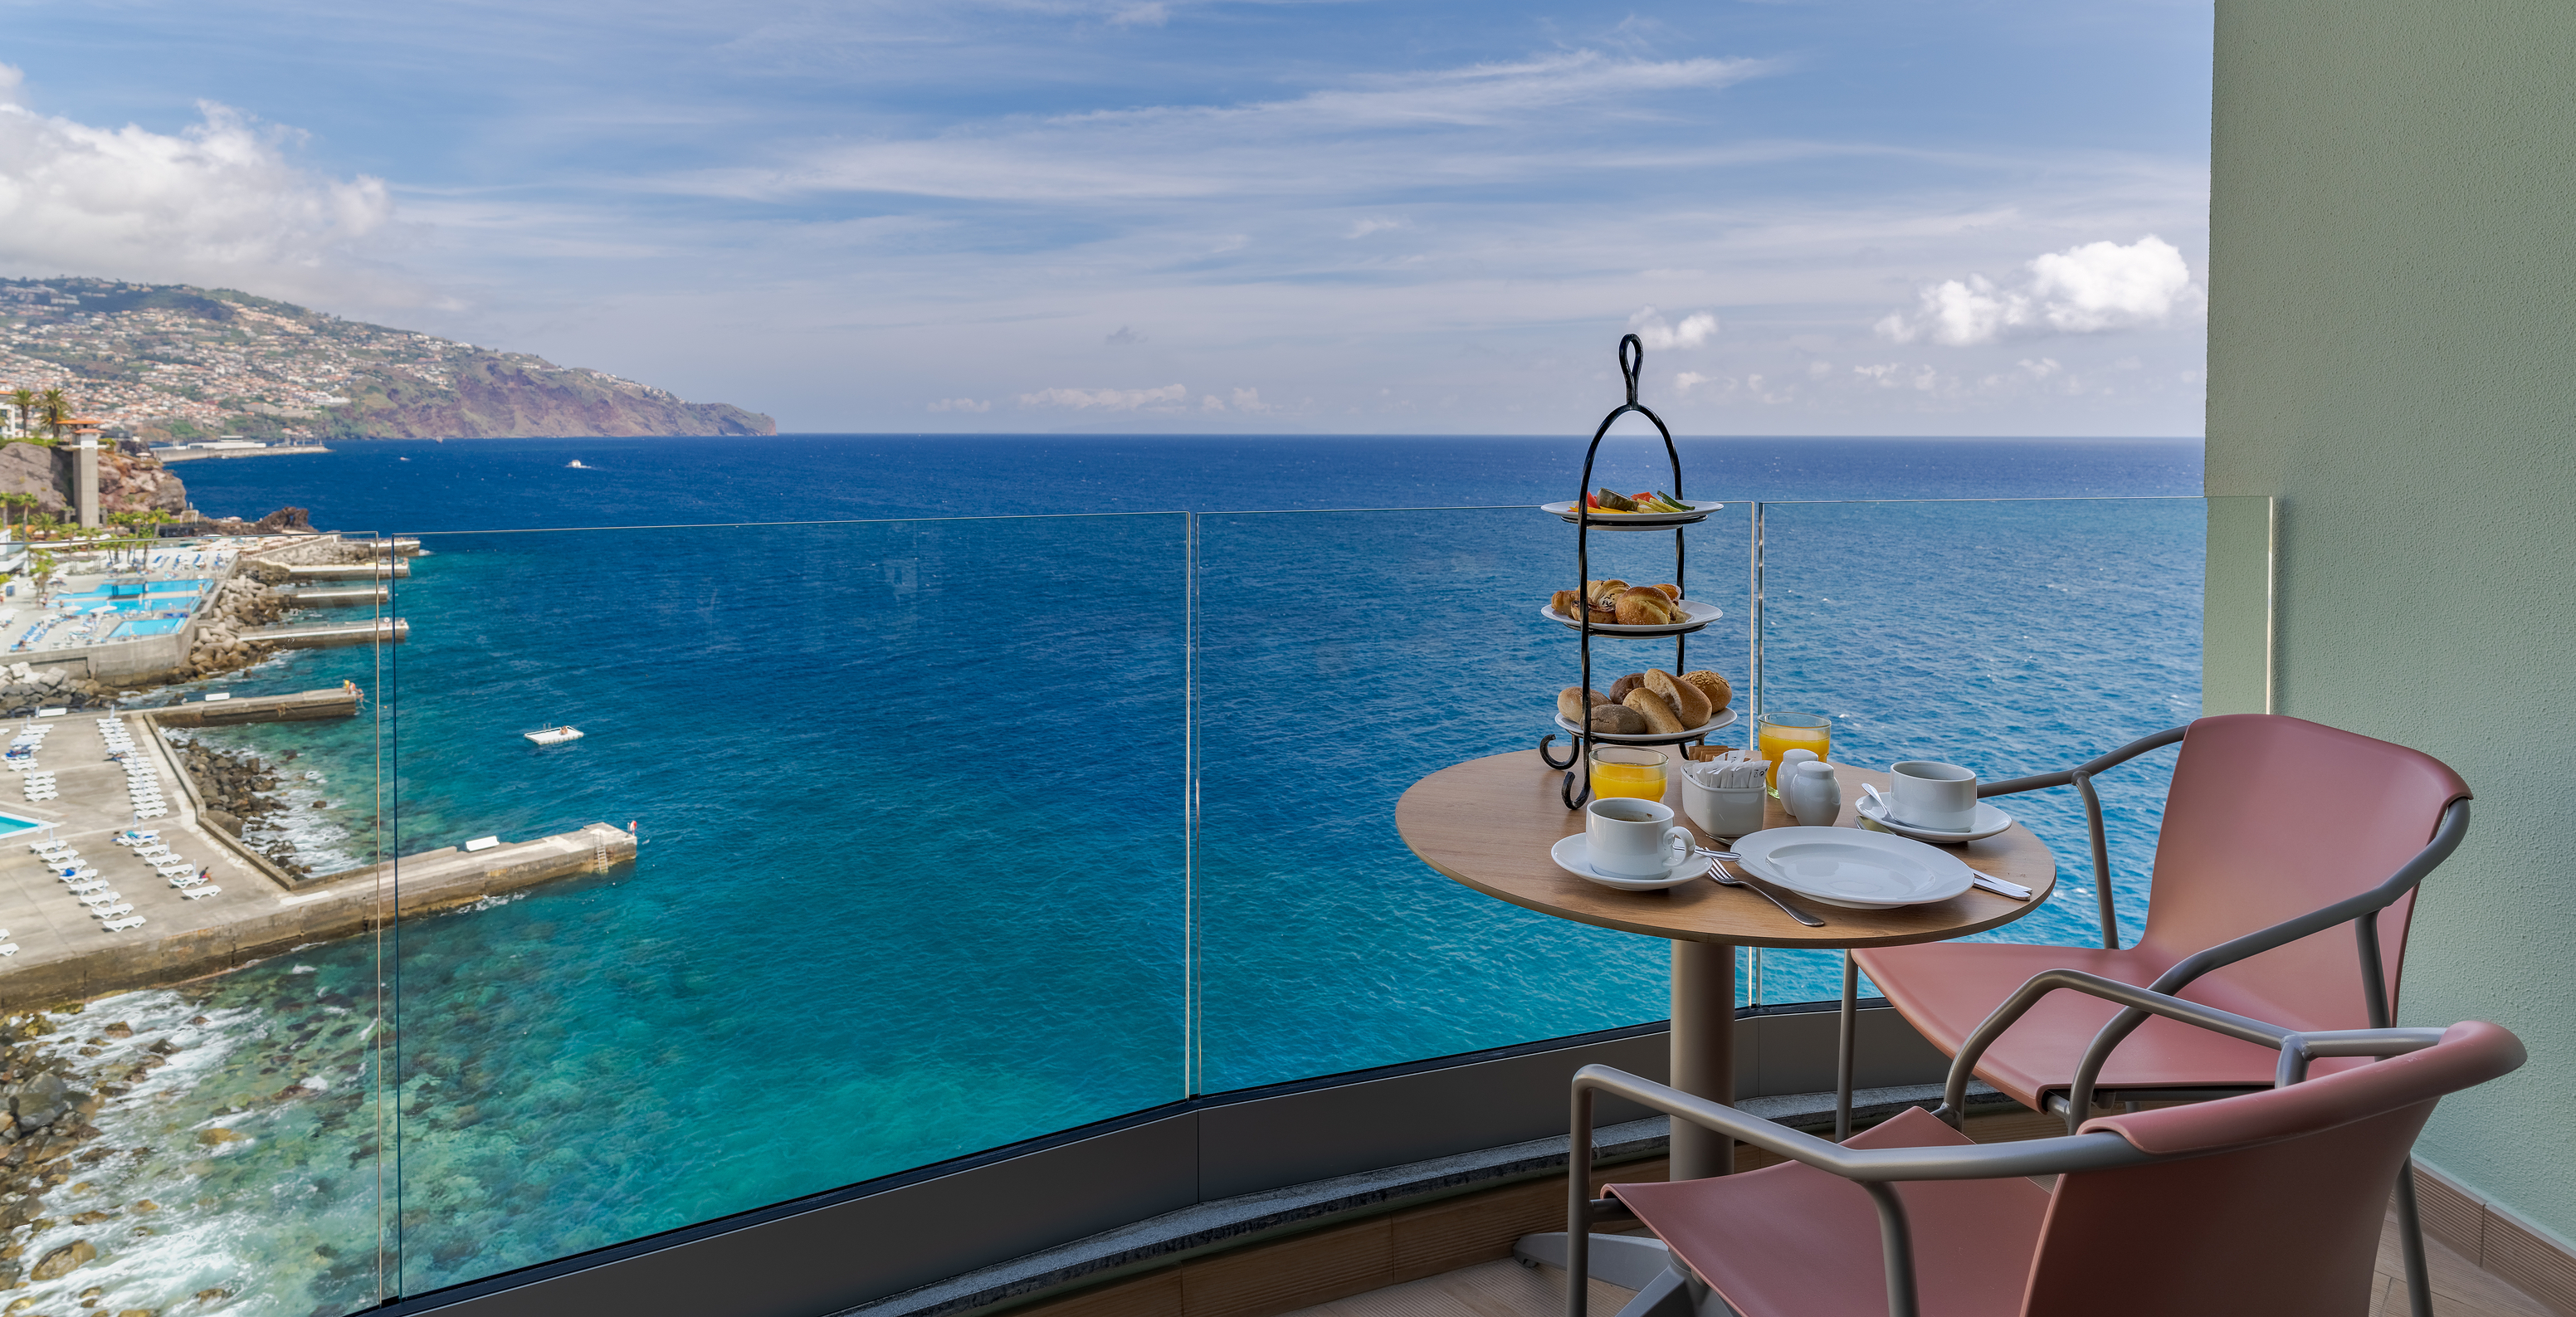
top-left (39, 434), bottom-right (2202, 1315)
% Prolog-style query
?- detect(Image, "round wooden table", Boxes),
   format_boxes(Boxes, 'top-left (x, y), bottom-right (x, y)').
top-left (1395, 749), bottom-right (2057, 1179)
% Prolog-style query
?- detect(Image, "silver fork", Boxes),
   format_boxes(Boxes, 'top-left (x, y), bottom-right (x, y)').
top-left (1696, 847), bottom-right (1825, 927)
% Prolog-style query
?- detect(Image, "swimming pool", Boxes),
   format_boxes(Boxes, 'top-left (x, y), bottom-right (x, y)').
top-left (56, 578), bottom-right (213, 605)
top-left (111, 617), bottom-right (187, 638)
top-left (0, 809), bottom-right (49, 838)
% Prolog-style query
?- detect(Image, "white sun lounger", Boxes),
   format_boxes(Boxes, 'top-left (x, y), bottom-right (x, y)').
top-left (76, 890), bottom-right (121, 906)
top-left (0, 944), bottom-right (16, 957)
top-left (180, 886), bottom-right (219, 900)
top-left (89, 904), bottom-right (134, 919)
top-left (101, 916), bottom-right (144, 932)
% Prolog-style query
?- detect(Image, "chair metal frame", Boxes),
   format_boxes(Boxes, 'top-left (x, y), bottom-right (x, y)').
top-left (1568, 974), bottom-right (2452, 1317)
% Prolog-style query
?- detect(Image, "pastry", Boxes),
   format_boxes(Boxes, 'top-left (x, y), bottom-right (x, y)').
top-left (1578, 704), bottom-right (1646, 734)
top-left (1585, 578), bottom-right (1629, 608)
top-left (1681, 670), bottom-right (1733, 714)
top-left (1613, 587), bottom-right (1676, 626)
top-left (1606, 672), bottom-right (1647, 704)
top-left (1623, 688), bottom-right (1686, 734)
top-left (1549, 589), bottom-right (1583, 620)
top-left (1647, 583), bottom-right (1681, 602)
top-left (1646, 669), bottom-right (1712, 726)
top-left (1556, 686), bottom-right (1612, 720)
top-left (1588, 604), bottom-right (1618, 625)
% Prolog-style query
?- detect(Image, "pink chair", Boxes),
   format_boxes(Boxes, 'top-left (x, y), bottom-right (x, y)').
top-left (1845, 714), bottom-right (2469, 1315)
top-left (1562, 978), bottom-right (2525, 1317)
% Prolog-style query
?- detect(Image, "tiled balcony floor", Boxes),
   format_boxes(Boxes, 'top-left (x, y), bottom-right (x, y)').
top-left (1286, 1210), bottom-right (2554, 1317)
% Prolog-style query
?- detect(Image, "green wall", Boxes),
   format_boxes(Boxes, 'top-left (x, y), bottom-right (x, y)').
top-left (2207, 0), bottom-right (2576, 1246)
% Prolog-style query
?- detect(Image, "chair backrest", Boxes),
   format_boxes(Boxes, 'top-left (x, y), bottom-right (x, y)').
top-left (2023, 1020), bottom-right (2525, 1317)
top-left (2141, 714), bottom-right (2470, 1024)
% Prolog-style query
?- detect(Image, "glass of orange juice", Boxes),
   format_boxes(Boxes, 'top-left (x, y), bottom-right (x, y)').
top-left (1588, 746), bottom-right (1668, 802)
top-left (1755, 713), bottom-right (1831, 794)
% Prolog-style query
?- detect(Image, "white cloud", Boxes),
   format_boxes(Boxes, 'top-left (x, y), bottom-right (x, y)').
top-left (1345, 218), bottom-right (1402, 238)
top-left (1229, 387), bottom-right (1267, 412)
top-left (2017, 358), bottom-right (2061, 378)
top-left (1672, 371), bottom-right (1714, 394)
top-left (1875, 236), bottom-right (2203, 346)
top-left (1107, 3), bottom-right (1168, 27)
top-left (1628, 306), bottom-right (1716, 351)
top-left (0, 67), bottom-right (406, 304)
top-left (928, 397), bottom-right (990, 412)
top-left (1019, 383), bottom-right (1187, 411)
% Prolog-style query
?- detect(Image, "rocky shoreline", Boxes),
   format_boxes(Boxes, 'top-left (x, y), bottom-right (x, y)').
top-left (165, 739), bottom-right (314, 881)
top-left (0, 1006), bottom-right (180, 1303)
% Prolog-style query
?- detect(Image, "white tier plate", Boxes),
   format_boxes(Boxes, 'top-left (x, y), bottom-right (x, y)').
top-left (1539, 597), bottom-right (1721, 637)
top-left (1554, 706), bottom-right (1739, 745)
top-left (1541, 500), bottom-right (1722, 530)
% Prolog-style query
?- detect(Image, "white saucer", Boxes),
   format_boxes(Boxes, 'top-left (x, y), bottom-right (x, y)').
top-left (1728, 827), bottom-right (1975, 909)
top-left (1549, 834), bottom-right (1705, 891)
top-left (1855, 795), bottom-right (2014, 843)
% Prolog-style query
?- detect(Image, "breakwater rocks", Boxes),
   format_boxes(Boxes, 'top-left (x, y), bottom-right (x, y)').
top-left (169, 737), bottom-right (311, 880)
top-left (0, 665), bottom-right (111, 713)
top-left (176, 575), bottom-right (289, 682)
top-left (0, 1011), bottom-right (119, 1288)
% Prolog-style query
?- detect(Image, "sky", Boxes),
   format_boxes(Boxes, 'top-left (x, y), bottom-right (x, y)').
top-left (0, 0), bottom-right (2214, 436)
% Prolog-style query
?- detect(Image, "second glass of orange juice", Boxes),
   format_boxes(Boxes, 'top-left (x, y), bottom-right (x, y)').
top-left (1588, 746), bottom-right (1668, 802)
top-left (1754, 713), bottom-right (1832, 794)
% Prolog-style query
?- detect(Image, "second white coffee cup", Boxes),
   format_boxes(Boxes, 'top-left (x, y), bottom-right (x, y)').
top-left (1890, 759), bottom-right (1978, 831)
top-left (1585, 796), bottom-right (1695, 878)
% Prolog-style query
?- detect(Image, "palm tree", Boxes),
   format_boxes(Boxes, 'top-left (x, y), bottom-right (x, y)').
top-left (37, 389), bottom-right (67, 441)
top-left (7, 389), bottom-right (29, 441)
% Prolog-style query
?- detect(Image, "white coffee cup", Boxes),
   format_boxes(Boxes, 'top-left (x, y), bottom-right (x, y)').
top-left (1890, 760), bottom-right (1978, 832)
top-left (1585, 796), bottom-right (1695, 879)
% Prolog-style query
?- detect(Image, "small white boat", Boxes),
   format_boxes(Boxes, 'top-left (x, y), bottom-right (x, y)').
top-left (523, 725), bottom-right (584, 746)
top-left (566, 460), bottom-right (593, 469)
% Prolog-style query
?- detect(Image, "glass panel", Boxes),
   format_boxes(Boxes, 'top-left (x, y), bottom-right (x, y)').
top-left (0, 531), bottom-right (395, 1317)
top-left (1750, 497), bottom-right (2204, 1004)
top-left (386, 515), bottom-right (1188, 1295)
top-left (1195, 503), bottom-right (1755, 1093)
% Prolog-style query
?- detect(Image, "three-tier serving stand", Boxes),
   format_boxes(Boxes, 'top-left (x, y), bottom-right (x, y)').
top-left (1537, 334), bottom-right (1737, 809)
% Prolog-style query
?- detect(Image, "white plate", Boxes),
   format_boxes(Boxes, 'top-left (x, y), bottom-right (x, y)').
top-left (1549, 834), bottom-right (1705, 891)
top-left (1729, 827), bottom-right (1975, 909)
top-left (1538, 597), bottom-right (1722, 637)
top-left (1554, 706), bottom-right (1739, 745)
top-left (1541, 499), bottom-right (1723, 530)
top-left (1855, 794), bottom-right (2016, 843)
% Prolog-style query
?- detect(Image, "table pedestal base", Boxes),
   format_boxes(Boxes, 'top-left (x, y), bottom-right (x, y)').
top-left (1668, 939), bottom-right (1735, 1180)
top-left (1511, 1233), bottom-right (1696, 1315)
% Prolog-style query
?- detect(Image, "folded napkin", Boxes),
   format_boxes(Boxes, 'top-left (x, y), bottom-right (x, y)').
top-left (1685, 756), bottom-right (1769, 790)
top-left (1971, 874), bottom-right (2033, 900)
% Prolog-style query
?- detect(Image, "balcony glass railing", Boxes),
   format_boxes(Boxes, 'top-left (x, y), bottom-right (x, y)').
top-left (0, 492), bottom-right (2213, 1316)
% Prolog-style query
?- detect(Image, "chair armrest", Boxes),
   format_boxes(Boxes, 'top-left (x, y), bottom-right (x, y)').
top-left (2064, 798), bottom-right (2472, 1124)
top-left (1936, 968), bottom-right (2296, 1124)
top-left (1976, 724), bottom-right (2187, 799)
top-left (1574, 1065), bottom-right (2145, 1182)
top-left (1973, 724), bottom-right (2186, 949)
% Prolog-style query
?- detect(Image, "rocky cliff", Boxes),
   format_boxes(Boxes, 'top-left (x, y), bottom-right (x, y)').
top-left (0, 276), bottom-right (776, 440)
top-left (335, 353), bottom-right (773, 438)
top-left (0, 441), bottom-right (188, 520)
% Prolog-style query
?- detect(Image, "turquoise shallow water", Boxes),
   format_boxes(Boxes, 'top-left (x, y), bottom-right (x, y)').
top-left (40, 435), bottom-right (2203, 1315)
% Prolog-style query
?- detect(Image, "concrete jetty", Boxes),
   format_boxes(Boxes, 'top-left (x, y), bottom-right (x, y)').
top-left (359, 538), bottom-right (423, 557)
top-left (241, 618), bottom-right (409, 649)
top-left (278, 585), bottom-right (389, 607)
top-left (0, 707), bottom-right (634, 1008)
top-left (281, 561), bottom-right (409, 582)
top-left (151, 687), bottom-right (362, 728)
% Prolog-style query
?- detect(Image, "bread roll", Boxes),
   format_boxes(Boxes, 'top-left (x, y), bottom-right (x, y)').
top-left (1614, 587), bottom-right (1676, 625)
top-left (1578, 704), bottom-right (1646, 734)
top-left (1681, 670), bottom-right (1733, 714)
top-left (1623, 688), bottom-right (1686, 734)
top-left (1586, 578), bottom-right (1629, 607)
top-left (1550, 589), bottom-right (1583, 620)
top-left (1588, 604), bottom-right (1617, 625)
top-left (1606, 672), bottom-right (1647, 704)
top-left (1646, 669), bottom-right (1712, 726)
top-left (1647, 583), bottom-right (1681, 602)
top-left (1555, 686), bottom-right (1612, 720)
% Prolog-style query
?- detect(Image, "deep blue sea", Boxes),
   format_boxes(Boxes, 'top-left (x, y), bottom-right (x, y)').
top-left (43, 434), bottom-right (2201, 1315)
